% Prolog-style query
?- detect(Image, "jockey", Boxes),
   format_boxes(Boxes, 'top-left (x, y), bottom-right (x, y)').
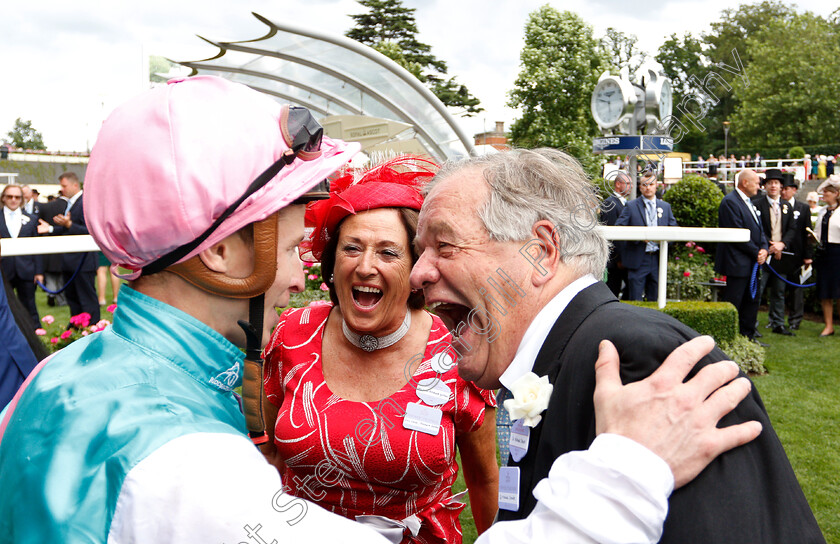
top-left (0, 75), bottom-right (386, 543)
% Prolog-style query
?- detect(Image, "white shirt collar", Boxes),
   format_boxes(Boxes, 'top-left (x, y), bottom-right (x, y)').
top-left (499, 274), bottom-right (597, 390)
top-left (735, 187), bottom-right (752, 203)
top-left (4, 206), bottom-right (20, 216)
top-left (613, 192), bottom-right (626, 206)
top-left (766, 195), bottom-right (779, 206)
top-left (67, 190), bottom-right (83, 209)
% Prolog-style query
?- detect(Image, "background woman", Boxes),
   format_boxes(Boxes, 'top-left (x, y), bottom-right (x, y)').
top-left (814, 176), bottom-right (840, 336)
top-left (262, 157), bottom-right (498, 544)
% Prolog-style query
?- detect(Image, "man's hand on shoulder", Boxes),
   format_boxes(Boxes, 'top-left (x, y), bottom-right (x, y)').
top-left (593, 336), bottom-right (762, 488)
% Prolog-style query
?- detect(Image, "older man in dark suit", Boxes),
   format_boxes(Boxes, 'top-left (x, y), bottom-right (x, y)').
top-left (616, 172), bottom-right (678, 301)
top-left (0, 184), bottom-right (43, 328)
top-left (411, 152), bottom-right (822, 543)
top-left (37, 172), bottom-right (100, 323)
top-left (599, 171), bottom-right (630, 297)
top-left (715, 169), bottom-right (769, 343)
top-left (751, 168), bottom-right (796, 335)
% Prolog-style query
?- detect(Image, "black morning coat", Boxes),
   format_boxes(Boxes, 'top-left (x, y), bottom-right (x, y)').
top-left (496, 281), bottom-right (825, 543)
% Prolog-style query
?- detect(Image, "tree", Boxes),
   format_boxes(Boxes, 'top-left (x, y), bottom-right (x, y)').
top-left (346, 0), bottom-right (482, 115)
top-left (655, 33), bottom-right (712, 154)
top-left (730, 14), bottom-right (840, 149)
top-left (701, 1), bottom-right (797, 153)
top-left (507, 7), bottom-right (607, 174)
top-left (601, 28), bottom-right (647, 75)
top-left (7, 118), bottom-right (46, 150)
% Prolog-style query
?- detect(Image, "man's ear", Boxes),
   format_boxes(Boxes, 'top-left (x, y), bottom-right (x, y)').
top-left (528, 220), bottom-right (562, 287)
top-left (198, 241), bottom-right (231, 274)
top-left (197, 233), bottom-right (252, 276)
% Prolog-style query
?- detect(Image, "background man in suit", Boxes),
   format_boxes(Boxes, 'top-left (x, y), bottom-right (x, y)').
top-left (0, 184), bottom-right (43, 328)
top-left (21, 185), bottom-right (40, 216)
top-left (716, 169), bottom-right (769, 344)
top-left (615, 171), bottom-right (678, 301)
top-left (599, 171), bottom-right (629, 298)
top-left (751, 168), bottom-right (796, 336)
top-left (36, 195), bottom-right (69, 307)
top-left (410, 150), bottom-right (821, 543)
top-left (782, 174), bottom-right (813, 330)
top-left (37, 172), bottom-right (100, 322)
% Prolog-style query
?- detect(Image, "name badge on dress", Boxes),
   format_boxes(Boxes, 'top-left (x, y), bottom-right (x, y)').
top-left (416, 377), bottom-right (451, 406)
top-left (403, 402), bottom-right (442, 436)
top-left (508, 418), bottom-right (530, 462)
top-left (498, 466), bottom-right (520, 511)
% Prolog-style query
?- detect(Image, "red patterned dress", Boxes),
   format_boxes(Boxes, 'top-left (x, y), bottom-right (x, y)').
top-left (264, 303), bottom-right (495, 544)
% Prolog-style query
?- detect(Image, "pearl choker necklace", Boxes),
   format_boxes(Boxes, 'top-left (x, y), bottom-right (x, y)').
top-left (342, 310), bottom-right (411, 352)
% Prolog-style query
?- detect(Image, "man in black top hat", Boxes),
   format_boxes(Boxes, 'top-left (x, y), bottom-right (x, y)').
top-left (781, 174), bottom-right (813, 330)
top-left (751, 168), bottom-right (797, 335)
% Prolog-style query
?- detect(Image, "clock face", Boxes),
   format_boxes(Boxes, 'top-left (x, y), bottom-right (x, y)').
top-left (593, 79), bottom-right (625, 127)
top-left (659, 80), bottom-right (673, 120)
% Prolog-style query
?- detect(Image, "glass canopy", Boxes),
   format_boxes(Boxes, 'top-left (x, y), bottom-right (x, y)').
top-left (177, 13), bottom-right (475, 162)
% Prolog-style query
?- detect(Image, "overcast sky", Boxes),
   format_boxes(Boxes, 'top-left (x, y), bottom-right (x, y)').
top-left (1, 0), bottom-right (834, 152)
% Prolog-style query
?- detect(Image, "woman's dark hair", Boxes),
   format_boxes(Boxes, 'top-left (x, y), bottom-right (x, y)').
top-left (320, 207), bottom-right (424, 310)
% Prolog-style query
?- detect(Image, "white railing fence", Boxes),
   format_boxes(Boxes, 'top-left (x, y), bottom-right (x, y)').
top-left (2, 227), bottom-right (750, 309)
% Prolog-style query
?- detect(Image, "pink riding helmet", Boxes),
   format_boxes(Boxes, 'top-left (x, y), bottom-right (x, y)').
top-left (85, 75), bottom-right (359, 280)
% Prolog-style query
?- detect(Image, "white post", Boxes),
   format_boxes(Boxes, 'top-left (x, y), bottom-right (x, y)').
top-left (658, 241), bottom-right (668, 309)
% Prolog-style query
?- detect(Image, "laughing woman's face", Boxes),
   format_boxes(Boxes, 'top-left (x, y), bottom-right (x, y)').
top-left (333, 208), bottom-right (413, 336)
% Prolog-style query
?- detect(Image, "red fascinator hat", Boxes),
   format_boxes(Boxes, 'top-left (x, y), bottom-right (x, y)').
top-left (301, 155), bottom-right (437, 261)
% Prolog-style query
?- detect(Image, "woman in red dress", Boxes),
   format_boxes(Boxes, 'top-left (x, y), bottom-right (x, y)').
top-left (262, 157), bottom-right (498, 544)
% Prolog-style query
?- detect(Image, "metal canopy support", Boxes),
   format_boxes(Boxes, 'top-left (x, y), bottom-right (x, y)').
top-left (176, 13), bottom-right (475, 162)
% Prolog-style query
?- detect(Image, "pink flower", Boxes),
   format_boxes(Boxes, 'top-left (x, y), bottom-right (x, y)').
top-left (107, 304), bottom-right (117, 313)
top-left (70, 313), bottom-right (92, 328)
top-left (42, 315), bottom-right (55, 325)
top-left (685, 241), bottom-right (695, 248)
top-left (35, 328), bottom-right (47, 336)
top-left (96, 319), bottom-right (110, 329)
top-left (319, 282), bottom-right (329, 291)
top-left (81, 331), bottom-right (89, 336)
top-left (675, 256), bottom-right (680, 261)
top-left (696, 246), bottom-right (706, 253)
top-left (303, 261), bottom-right (314, 267)
top-left (50, 337), bottom-right (59, 344)
top-left (683, 270), bottom-right (692, 277)
top-left (308, 274), bottom-right (318, 280)
top-left (688, 253), bottom-right (694, 258)
top-left (60, 330), bottom-right (73, 340)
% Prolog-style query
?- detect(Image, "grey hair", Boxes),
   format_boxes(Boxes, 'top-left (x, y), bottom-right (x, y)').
top-left (425, 148), bottom-right (609, 278)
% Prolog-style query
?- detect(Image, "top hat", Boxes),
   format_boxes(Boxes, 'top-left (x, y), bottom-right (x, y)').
top-left (782, 172), bottom-right (797, 188)
top-left (761, 168), bottom-right (785, 185)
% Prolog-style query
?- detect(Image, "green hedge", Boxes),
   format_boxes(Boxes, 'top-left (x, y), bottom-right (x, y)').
top-left (726, 144), bottom-right (840, 160)
top-left (626, 301), bottom-right (737, 344)
top-left (664, 174), bottom-right (723, 228)
top-left (625, 301), bottom-right (766, 374)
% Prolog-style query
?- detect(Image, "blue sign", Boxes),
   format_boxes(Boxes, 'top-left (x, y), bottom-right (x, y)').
top-left (593, 135), bottom-right (674, 154)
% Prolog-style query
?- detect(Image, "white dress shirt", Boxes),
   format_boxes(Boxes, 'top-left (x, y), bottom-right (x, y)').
top-left (3, 207), bottom-right (22, 238)
top-left (500, 274), bottom-right (597, 390)
top-left (490, 274), bottom-right (673, 544)
top-left (65, 190), bottom-right (82, 214)
top-left (735, 187), bottom-right (760, 224)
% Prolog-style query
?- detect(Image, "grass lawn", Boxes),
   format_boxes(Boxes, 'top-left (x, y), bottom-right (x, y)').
top-left (32, 285), bottom-right (838, 542)
top-left (751, 313), bottom-right (840, 543)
